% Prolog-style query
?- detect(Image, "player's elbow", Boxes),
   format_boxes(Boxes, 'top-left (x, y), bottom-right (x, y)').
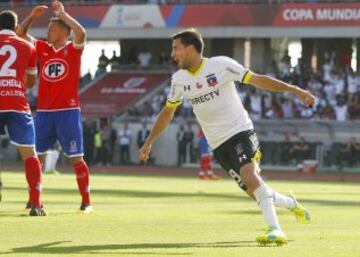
top-left (77, 28), bottom-right (86, 42)
top-left (248, 74), bottom-right (269, 88)
top-left (80, 29), bottom-right (86, 38)
top-left (15, 26), bottom-right (24, 37)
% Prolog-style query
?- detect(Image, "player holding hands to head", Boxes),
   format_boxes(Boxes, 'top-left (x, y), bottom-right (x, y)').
top-left (18, 0), bottom-right (92, 213)
top-left (0, 10), bottom-right (45, 216)
top-left (139, 28), bottom-right (314, 245)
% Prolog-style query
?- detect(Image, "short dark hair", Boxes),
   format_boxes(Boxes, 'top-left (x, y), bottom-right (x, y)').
top-left (50, 17), bottom-right (71, 33)
top-left (0, 10), bottom-right (18, 31)
top-left (172, 28), bottom-right (204, 54)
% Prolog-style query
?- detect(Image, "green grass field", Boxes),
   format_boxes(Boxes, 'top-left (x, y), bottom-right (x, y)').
top-left (0, 171), bottom-right (359, 257)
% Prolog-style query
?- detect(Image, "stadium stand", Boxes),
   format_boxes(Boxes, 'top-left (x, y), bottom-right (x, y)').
top-left (80, 70), bottom-right (170, 116)
top-left (1, 0), bottom-right (359, 6)
top-left (1, 0), bottom-right (359, 172)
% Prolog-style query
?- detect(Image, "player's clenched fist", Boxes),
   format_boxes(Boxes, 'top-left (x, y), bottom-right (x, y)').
top-left (52, 0), bottom-right (65, 16)
top-left (30, 5), bottom-right (48, 18)
top-left (138, 143), bottom-right (152, 161)
top-left (293, 88), bottom-right (316, 108)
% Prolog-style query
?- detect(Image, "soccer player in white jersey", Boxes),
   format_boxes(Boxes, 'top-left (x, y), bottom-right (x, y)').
top-left (139, 28), bottom-right (314, 245)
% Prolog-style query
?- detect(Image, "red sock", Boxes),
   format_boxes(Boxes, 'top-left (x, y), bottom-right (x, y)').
top-left (200, 156), bottom-right (212, 172)
top-left (24, 156), bottom-right (42, 208)
top-left (200, 156), bottom-right (207, 171)
top-left (73, 160), bottom-right (91, 205)
top-left (206, 156), bottom-right (213, 174)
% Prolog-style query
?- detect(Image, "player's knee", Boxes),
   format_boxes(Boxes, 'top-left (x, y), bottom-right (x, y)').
top-left (227, 169), bottom-right (247, 191)
top-left (240, 162), bottom-right (260, 189)
top-left (70, 156), bottom-right (84, 166)
top-left (38, 154), bottom-right (46, 165)
top-left (17, 146), bottom-right (37, 161)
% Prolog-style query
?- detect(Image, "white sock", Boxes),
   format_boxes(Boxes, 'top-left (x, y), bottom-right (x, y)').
top-left (50, 150), bottom-right (60, 171)
top-left (44, 153), bottom-right (51, 172)
top-left (273, 192), bottom-right (296, 209)
top-left (254, 183), bottom-right (281, 230)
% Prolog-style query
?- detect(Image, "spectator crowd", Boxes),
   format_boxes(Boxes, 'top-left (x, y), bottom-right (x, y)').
top-left (22, 47), bottom-right (360, 170)
top-left (125, 50), bottom-right (360, 123)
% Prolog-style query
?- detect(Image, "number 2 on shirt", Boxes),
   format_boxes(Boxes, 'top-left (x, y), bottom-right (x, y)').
top-left (0, 45), bottom-right (17, 77)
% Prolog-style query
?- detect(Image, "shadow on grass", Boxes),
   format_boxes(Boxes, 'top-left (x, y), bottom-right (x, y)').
top-left (4, 186), bottom-right (249, 201)
top-left (1, 240), bottom-right (265, 255)
top-left (4, 187), bottom-right (358, 207)
top-left (0, 212), bottom-right (29, 218)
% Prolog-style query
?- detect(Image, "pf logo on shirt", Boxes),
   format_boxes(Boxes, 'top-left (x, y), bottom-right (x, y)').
top-left (42, 59), bottom-right (69, 82)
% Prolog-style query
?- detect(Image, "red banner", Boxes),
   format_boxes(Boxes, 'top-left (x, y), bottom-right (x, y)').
top-left (80, 72), bottom-right (168, 117)
top-left (2, 3), bottom-right (360, 28)
top-left (177, 3), bottom-right (360, 27)
top-left (273, 3), bottom-right (360, 26)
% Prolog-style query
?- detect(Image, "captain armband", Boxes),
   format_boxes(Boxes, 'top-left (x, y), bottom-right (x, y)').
top-left (242, 71), bottom-right (254, 84)
top-left (166, 100), bottom-right (182, 108)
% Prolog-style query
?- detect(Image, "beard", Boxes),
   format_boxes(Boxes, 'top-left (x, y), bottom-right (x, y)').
top-left (179, 60), bottom-right (190, 70)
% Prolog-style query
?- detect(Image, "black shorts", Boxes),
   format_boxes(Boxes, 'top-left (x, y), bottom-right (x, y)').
top-left (213, 130), bottom-right (261, 190)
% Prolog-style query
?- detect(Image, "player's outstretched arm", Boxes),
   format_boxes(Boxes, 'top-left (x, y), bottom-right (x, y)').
top-left (138, 106), bottom-right (177, 161)
top-left (52, 0), bottom-right (86, 46)
top-left (17, 5), bottom-right (48, 42)
top-left (248, 72), bottom-right (316, 107)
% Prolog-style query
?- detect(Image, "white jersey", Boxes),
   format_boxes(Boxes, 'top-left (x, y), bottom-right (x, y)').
top-left (167, 56), bottom-right (254, 149)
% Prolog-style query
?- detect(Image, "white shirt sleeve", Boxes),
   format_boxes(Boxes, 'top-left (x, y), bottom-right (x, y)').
top-left (26, 67), bottom-right (38, 75)
top-left (166, 75), bottom-right (184, 108)
top-left (220, 56), bottom-right (251, 84)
